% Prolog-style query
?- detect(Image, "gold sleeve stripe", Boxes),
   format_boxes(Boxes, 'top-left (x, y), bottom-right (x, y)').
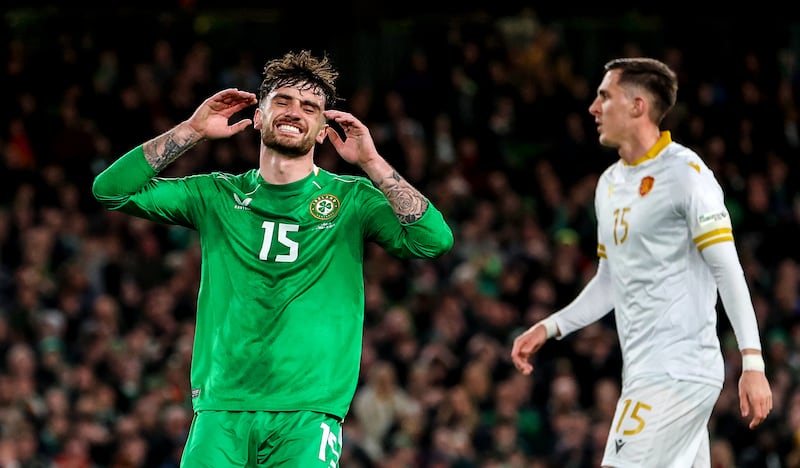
top-left (597, 244), bottom-right (606, 258)
top-left (697, 235), bottom-right (734, 251)
top-left (693, 228), bottom-right (732, 244)
top-left (598, 251), bottom-right (607, 258)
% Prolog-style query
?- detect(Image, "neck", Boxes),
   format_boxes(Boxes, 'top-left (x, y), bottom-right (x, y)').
top-left (617, 126), bottom-right (661, 165)
top-left (258, 149), bottom-right (315, 184)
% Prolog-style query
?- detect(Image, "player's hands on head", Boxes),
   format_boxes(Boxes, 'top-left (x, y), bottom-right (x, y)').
top-left (323, 110), bottom-right (379, 167)
top-left (188, 88), bottom-right (258, 140)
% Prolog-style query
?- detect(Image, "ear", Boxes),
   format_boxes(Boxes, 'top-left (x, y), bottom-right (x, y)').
top-left (631, 96), bottom-right (647, 118)
top-left (253, 108), bottom-right (263, 129)
top-left (316, 124), bottom-right (329, 144)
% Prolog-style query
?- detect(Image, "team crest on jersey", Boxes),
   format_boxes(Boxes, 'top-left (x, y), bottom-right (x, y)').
top-left (310, 194), bottom-right (341, 220)
top-left (639, 176), bottom-right (655, 197)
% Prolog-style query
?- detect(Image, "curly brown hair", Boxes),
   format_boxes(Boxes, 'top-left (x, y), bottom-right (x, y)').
top-left (258, 50), bottom-right (340, 109)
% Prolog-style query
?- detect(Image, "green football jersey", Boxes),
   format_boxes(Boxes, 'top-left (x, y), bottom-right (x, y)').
top-left (92, 146), bottom-right (453, 419)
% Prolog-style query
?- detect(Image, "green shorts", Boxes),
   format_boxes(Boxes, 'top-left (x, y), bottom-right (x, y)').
top-left (180, 410), bottom-right (342, 467)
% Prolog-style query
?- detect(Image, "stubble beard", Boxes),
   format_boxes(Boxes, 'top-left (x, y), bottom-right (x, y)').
top-left (262, 129), bottom-right (315, 158)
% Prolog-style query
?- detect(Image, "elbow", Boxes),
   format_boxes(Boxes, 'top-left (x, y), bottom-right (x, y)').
top-left (439, 232), bottom-right (455, 256)
top-left (91, 176), bottom-right (127, 210)
top-left (406, 233), bottom-right (453, 259)
top-left (91, 176), bottom-right (113, 208)
top-left (428, 231), bottom-right (454, 258)
top-left (91, 176), bottom-right (104, 202)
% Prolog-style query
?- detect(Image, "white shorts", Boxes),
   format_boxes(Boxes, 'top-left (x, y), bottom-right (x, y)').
top-left (601, 375), bottom-right (721, 468)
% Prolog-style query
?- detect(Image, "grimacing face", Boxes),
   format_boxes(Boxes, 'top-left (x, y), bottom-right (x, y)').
top-left (255, 85), bottom-right (328, 157)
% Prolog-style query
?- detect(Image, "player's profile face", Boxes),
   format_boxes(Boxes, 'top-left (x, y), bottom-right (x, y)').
top-left (589, 70), bottom-right (629, 148)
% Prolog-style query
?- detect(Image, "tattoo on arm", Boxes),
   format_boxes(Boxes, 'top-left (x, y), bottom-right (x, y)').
top-left (375, 171), bottom-right (429, 223)
top-left (142, 125), bottom-right (202, 172)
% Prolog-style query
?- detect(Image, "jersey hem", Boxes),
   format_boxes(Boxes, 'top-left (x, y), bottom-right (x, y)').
top-left (191, 403), bottom-right (346, 421)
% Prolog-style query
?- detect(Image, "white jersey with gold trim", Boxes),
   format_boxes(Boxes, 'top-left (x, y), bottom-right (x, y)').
top-left (594, 137), bottom-right (734, 387)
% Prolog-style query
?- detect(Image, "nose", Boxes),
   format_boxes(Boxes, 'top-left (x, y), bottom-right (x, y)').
top-left (285, 100), bottom-right (302, 117)
top-left (588, 99), bottom-right (599, 116)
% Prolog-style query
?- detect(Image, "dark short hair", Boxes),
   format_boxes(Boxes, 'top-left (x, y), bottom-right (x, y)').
top-left (258, 50), bottom-right (340, 109)
top-left (604, 57), bottom-right (678, 124)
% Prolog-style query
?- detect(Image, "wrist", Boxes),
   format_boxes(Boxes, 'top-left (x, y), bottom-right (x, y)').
top-left (359, 153), bottom-right (387, 175)
top-left (742, 354), bottom-right (765, 372)
top-left (538, 316), bottom-right (559, 340)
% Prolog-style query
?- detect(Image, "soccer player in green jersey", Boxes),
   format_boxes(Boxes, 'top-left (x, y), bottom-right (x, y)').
top-left (92, 50), bottom-right (454, 467)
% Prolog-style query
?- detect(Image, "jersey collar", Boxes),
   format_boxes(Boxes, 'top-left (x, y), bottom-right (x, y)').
top-left (626, 131), bottom-right (672, 166)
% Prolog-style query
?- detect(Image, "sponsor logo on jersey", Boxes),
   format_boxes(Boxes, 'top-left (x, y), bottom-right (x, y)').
top-left (233, 193), bottom-right (253, 210)
top-left (310, 194), bottom-right (340, 220)
top-left (698, 211), bottom-right (728, 225)
top-left (639, 176), bottom-right (654, 197)
top-left (615, 438), bottom-right (626, 453)
top-left (315, 222), bottom-right (336, 230)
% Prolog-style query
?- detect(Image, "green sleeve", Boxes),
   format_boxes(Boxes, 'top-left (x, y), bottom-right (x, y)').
top-left (360, 184), bottom-right (454, 259)
top-left (92, 145), bottom-right (157, 210)
top-left (91, 145), bottom-right (200, 227)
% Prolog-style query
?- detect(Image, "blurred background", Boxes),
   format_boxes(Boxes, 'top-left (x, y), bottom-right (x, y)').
top-left (1, 3), bottom-right (799, 467)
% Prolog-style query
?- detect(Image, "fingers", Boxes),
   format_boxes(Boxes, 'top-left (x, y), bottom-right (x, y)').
top-left (739, 392), bottom-right (750, 419)
top-left (512, 356), bottom-right (533, 375)
top-left (209, 89), bottom-right (257, 112)
top-left (228, 99), bottom-right (257, 115)
top-left (510, 339), bottom-right (533, 375)
top-left (739, 380), bottom-right (773, 429)
top-left (323, 110), bottom-right (364, 132)
top-left (229, 119), bottom-right (254, 135)
top-left (510, 323), bottom-right (550, 375)
top-left (748, 395), bottom-right (772, 429)
top-left (217, 88), bottom-right (257, 101)
top-left (325, 126), bottom-right (343, 148)
top-left (748, 405), bottom-right (768, 429)
top-left (323, 109), bottom-right (350, 120)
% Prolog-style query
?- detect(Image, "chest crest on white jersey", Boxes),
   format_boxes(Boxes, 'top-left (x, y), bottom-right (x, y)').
top-left (638, 176), bottom-right (655, 197)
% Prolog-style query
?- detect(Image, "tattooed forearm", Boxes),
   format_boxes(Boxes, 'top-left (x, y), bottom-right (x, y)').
top-left (375, 171), bottom-right (429, 223)
top-left (142, 124), bottom-right (202, 172)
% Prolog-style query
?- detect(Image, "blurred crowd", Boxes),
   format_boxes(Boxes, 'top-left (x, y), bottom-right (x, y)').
top-left (1, 5), bottom-right (799, 468)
